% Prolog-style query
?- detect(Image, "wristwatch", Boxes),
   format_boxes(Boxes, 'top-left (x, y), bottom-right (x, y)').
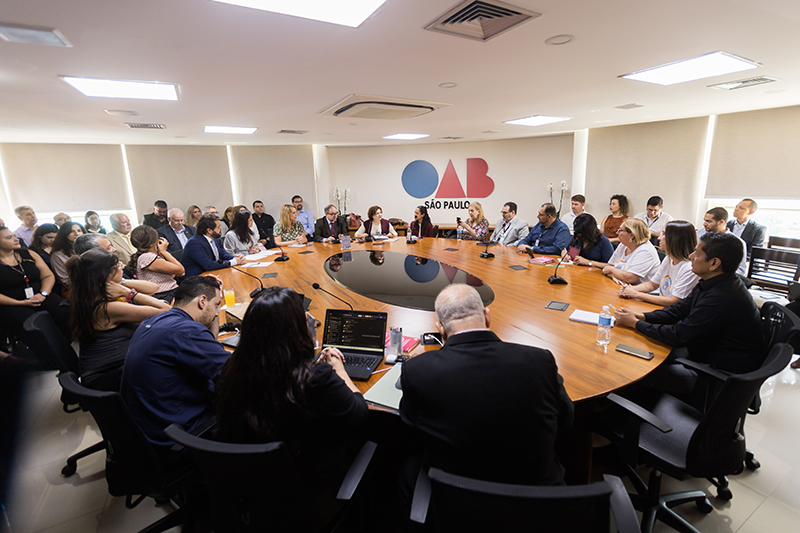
top-left (588, 261), bottom-right (593, 267)
top-left (40, 291), bottom-right (48, 297)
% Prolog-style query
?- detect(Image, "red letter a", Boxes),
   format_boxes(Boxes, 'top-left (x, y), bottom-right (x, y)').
top-left (435, 160), bottom-right (466, 198)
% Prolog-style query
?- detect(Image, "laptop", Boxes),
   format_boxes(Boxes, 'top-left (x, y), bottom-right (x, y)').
top-left (321, 309), bottom-right (388, 380)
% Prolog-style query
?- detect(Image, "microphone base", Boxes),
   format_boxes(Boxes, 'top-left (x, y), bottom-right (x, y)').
top-left (548, 275), bottom-right (568, 285)
top-left (479, 251), bottom-right (495, 259)
top-left (274, 255), bottom-right (290, 262)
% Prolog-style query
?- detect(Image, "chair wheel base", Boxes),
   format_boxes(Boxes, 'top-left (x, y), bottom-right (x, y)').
top-left (716, 487), bottom-right (733, 501)
top-left (745, 457), bottom-right (760, 470)
top-left (696, 498), bottom-right (713, 513)
top-left (61, 463), bottom-right (77, 477)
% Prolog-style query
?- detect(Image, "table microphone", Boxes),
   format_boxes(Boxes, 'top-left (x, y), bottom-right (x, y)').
top-left (312, 283), bottom-right (354, 311)
top-left (547, 237), bottom-right (577, 285)
top-left (231, 266), bottom-right (266, 298)
top-left (273, 241), bottom-right (290, 262)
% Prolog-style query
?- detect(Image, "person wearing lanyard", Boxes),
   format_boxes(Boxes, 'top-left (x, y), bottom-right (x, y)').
top-left (490, 202), bottom-right (529, 246)
top-left (516, 203), bottom-right (571, 255)
top-left (0, 225), bottom-right (70, 344)
top-left (633, 196), bottom-right (673, 244)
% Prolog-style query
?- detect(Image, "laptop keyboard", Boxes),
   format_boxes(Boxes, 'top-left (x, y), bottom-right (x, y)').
top-left (344, 354), bottom-right (380, 367)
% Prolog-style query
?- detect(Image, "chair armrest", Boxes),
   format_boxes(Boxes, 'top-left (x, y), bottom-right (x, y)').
top-left (604, 474), bottom-right (640, 533)
top-left (409, 467), bottom-right (432, 524)
top-left (336, 440), bottom-right (377, 500)
top-left (674, 358), bottom-right (730, 382)
top-left (606, 393), bottom-right (672, 433)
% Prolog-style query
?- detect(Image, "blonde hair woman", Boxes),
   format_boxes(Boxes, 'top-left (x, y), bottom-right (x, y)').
top-left (186, 205), bottom-right (202, 227)
top-left (588, 218), bottom-right (660, 284)
top-left (274, 204), bottom-right (308, 245)
top-left (456, 202), bottom-right (489, 241)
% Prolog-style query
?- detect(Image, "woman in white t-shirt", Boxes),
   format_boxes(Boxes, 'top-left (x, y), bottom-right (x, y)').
top-left (618, 220), bottom-right (699, 306)
top-left (588, 218), bottom-right (660, 284)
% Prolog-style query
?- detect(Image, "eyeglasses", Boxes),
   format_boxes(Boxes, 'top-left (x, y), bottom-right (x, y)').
top-left (501, 210), bottom-right (510, 215)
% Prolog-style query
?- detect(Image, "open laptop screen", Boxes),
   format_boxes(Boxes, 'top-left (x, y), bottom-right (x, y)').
top-left (322, 310), bottom-right (387, 354)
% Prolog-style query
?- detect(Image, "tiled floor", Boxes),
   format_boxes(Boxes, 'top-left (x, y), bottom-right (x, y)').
top-left (4, 357), bottom-right (800, 532)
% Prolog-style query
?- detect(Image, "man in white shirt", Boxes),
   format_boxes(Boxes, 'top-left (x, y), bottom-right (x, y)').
top-left (489, 202), bottom-right (529, 246)
top-left (292, 195), bottom-right (315, 236)
top-left (696, 207), bottom-right (747, 276)
top-left (13, 205), bottom-right (38, 246)
top-left (633, 196), bottom-right (674, 241)
top-left (559, 195), bottom-right (589, 235)
top-left (106, 213), bottom-right (135, 264)
top-left (727, 198), bottom-right (767, 259)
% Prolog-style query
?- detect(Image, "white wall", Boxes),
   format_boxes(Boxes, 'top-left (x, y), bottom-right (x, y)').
top-left (320, 135), bottom-right (575, 226)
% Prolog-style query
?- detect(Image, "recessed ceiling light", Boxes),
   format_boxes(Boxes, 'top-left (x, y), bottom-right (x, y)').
top-left (104, 109), bottom-right (139, 116)
top-left (383, 133), bottom-right (429, 140)
top-left (210, 0), bottom-right (387, 27)
top-left (504, 115), bottom-right (571, 127)
top-left (438, 82), bottom-right (458, 89)
top-left (61, 76), bottom-right (179, 100)
top-left (0, 23), bottom-right (72, 47)
top-left (621, 51), bottom-right (759, 86)
top-left (204, 126), bottom-right (258, 135)
top-left (545, 34), bottom-right (574, 46)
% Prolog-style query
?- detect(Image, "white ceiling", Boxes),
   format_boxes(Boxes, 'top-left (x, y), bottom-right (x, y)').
top-left (1, 0), bottom-right (799, 146)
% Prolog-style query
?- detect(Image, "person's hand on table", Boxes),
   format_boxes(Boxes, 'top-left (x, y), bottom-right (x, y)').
top-left (233, 253), bottom-right (246, 264)
top-left (516, 244), bottom-right (531, 254)
top-left (614, 307), bottom-right (644, 328)
top-left (248, 245), bottom-right (260, 255)
top-left (618, 285), bottom-right (639, 299)
top-left (574, 256), bottom-right (590, 266)
top-left (317, 347), bottom-right (345, 366)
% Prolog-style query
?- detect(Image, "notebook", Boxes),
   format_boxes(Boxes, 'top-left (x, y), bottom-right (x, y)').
top-left (363, 363), bottom-right (404, 410)
top-left (322, 309), bottom-right (388, 380)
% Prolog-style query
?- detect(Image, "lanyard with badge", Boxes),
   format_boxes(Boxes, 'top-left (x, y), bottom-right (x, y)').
top-left (10, 252), bottom-right (35, 299)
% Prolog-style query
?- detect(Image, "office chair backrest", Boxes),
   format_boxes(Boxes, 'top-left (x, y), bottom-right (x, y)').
top-left (58, 372), bottom-right (164, 497)
top-left (747, 246), bottom-right (800, 292)
top-left (686, 343), bottom-right (793, 476)
top-left (424, 468), bottom-right (637, 533)
top-left (22, 311), bottom-right (77, 373)
top-left (761, 302), bottom-right (800, 352)
top-left (164, 424), bottom-right (308, 532)
top-left (768, 236), bottom-right (800, 252)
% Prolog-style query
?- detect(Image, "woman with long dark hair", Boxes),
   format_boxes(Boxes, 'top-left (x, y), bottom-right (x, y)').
top-left (409, 205), bottom-right (435, 238)
top-left (50, 221), bottom-right (85, 288)
top-left (618, 220), bottom-right (699, 306)
top-left (84, 211), bottom-right (106, 234)
top-left (128, 225), bottom-right (184, 302)
top-left (69, 248), bottom-right (170, 391)
top-left (216, 287), bottom-right (367, 493)
top-left (223, 210), bottom-right (262, 255)
top-left (29, 223), bottom-right (59, 267)
top-left (572, 213), bottom-right (614, 264)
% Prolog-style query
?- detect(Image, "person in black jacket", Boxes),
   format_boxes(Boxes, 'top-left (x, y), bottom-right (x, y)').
top-left (142, 200), bottom-right (169, 230)
top-left (399, 283), bottom-right (574, 486)
top-left (312, 204), bottom-right (348, 243)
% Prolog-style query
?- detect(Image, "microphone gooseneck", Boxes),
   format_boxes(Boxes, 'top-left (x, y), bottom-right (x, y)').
top-left (231, 266), bottom-right (266, 298)
top-left (312, 282), bottom-right (354, 311)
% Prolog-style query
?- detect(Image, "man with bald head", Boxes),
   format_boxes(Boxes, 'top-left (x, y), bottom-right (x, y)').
top-left (158, 208), bottom-right (196, 261)
top-left (399, 284), bottom-right (573, 485)
top-left (106, 213), bottom-right (135, 264)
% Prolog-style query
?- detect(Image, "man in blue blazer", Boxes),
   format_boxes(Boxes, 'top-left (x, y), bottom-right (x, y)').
top-left (181, 214), bottom-right (245, 277)
top-left (157, 208), bottom-right (196, 261)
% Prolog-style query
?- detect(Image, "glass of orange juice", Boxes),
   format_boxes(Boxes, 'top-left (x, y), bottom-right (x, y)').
top-left (223, 288), bottom-right (235, 308)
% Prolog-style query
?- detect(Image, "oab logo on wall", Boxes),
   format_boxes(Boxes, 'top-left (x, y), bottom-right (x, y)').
top-left (401, 158), bottom-right (494, 209)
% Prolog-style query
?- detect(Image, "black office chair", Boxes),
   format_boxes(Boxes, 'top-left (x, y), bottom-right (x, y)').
top-left (408, 468), bottom-right (639, 533)
top-left (594, 342), bottom-right (794, 533)
top-left (58, 372), bottom-right (197, 533)
top-left (431, 225), bottom-right (439, 238)
top-left (767, 235), bottom-right (800, 253)
top-left (164, 424), bottom-right (377, 533)
top-left (22, 312), bottom-right (106, 476)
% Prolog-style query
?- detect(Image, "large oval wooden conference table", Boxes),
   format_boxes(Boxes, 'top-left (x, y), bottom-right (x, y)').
top-left (215, 237), bottom-right (671, 402)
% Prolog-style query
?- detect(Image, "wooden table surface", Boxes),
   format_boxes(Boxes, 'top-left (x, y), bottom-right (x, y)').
top-left (215, 237), bottom-right (670, 403)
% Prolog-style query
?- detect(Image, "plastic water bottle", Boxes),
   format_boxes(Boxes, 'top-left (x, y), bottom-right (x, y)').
top-left (456, 225), bottom-right (463, 240)
top-left (597, 305), bottom-right (612, 346)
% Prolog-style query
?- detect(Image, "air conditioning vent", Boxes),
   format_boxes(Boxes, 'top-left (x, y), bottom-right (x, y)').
top-left (425, 0), bottom-right (541, 42)
top-left (321, 94), bottom-right (450, 120)
top-left (709, 76), bottom-right (778, 90)
top-left (125, 123), bottom-right (165, 129)
top-left (277, 129), bottom-right (308, 135)
top-left (614, 103), bottom-right (644, 110)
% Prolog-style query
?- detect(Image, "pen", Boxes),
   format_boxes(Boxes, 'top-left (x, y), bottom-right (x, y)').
top-left (371, 367), bottom-right (393, 375)
top-left (607, 303), bottom-right (618, 313)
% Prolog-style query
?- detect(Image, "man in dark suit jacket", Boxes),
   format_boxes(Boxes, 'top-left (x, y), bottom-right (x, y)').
top-left (727, 198), bottom-right (767, 259)
top-left (399, 284), bottom-right (574, 486)
top-left (181, 214), bottom-right (245, 277)
top-left (312, 204), bottom-right (348, 243)
top-left (157, 208), bottom-right (196, 261)
top-left (142, 200), bottom-right (170, 230)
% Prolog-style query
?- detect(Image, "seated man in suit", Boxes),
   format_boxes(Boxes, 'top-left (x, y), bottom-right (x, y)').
top-left (105, 213), bottom-right (135, 265)
top-left (142, 200), bottom-right (169, 230)
top-left (399, 284), bottom-right (574, 486)
top-left (516, 203), bottom-right (572, 256)
top-left (489, 201), bottom-right (529, 246)
top-left (157, 208), bottom-right (196, 261)
top-left (180, 214), bottom-right (245, 277)
top-left (615, 232), bottom-right (764, 395)
top-left (728, 198), bottom-right (767, 259)
top-left (312, 204), bottom-right (348, 243)
top-left (697, 207), bottom-right (747, 275)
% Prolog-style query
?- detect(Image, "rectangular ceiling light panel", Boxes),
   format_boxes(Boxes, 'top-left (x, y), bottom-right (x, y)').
top-left (61, 77), bottom-right (179, 100)
top-left (204, 126), bottom-right (258, 134)
top-left (504, 115), bottom-right (571, 127)
top-left (0, 23), bottom-right (72, 47)
top-left (383, 133), bottom-right (429, 140)
top-left (621, 51), bottom-right (759, 86)
top-left (211, 0), bottom-right (387, 27)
